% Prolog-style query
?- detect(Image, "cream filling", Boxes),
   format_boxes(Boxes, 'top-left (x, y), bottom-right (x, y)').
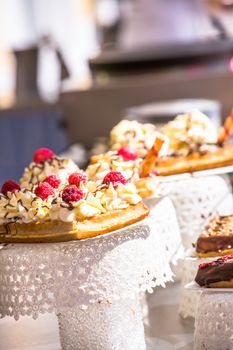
top-left (162, 110), bottom-right (218, 156)
top-left (110, 120), bottom-right (157, 157)
top-left (0, 190), bottom-right (52, 224)
top-left (86, 151), bottom-right (141, 182)
top-left (49, 183), bottom-right (141, 223)
top-left (20, 158), bottom-right (79, 189)
top-left (0, 181), bottom-right (142, 224)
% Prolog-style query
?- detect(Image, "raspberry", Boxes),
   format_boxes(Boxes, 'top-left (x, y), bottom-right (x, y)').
top-left (117, 146), bottom-right (138, 161)
top-left (62, 185), bottom-right (84, 203)
top-left (35, 182), bottom-right (55, 200)
top-left (68, 172), bottom-right (87, 186)
top-left (43, 175), bottom-right (61, 189)
top-left (1, 180), bottom-right (21, 195)
top-left (199, 262), bottom-right (215, 269)
top-left (33, 148), bottom-right (54, 163)
top-left (217, 255), bottom-right (233, 262)
top-left (103, 171), bottom-right (126, 188)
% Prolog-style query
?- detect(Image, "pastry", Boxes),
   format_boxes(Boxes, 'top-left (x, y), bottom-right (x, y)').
top-left (0, 170), bottom-right (149, 243)
top-left (20, 147), bottom-right (79, 189)
top-left (196, 215), bottom-right (233, 258)
top-left (154, 109), bottom-right (233, 175)
top-left (195, 255), bottom-right (233, 288)
top-left (110, 120), bottom-right (157, 158)
top-left (87, 145), bottom-right (161, 199)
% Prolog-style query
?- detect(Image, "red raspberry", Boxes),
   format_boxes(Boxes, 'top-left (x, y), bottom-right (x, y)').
top-left (35, 182), bottom-right (55, 200)
top-left (68, 172), bottom-right (87, 186)
top-left (199, 262), bottom-right (215, 269)
top-left (117, 146), bottom-right (138, 161)
top-left (103, 171), bottom-right (126, 188)
top-left (33, 148), bottom-right (54, 163)
top-left (62, 185), bottom-right (84, 203)
top-left (1, 180), bottom-right (21, 195)
top-left (217, 255), bottom-right (233, 262)
top-left (43, 175), bottom-right (61, 189)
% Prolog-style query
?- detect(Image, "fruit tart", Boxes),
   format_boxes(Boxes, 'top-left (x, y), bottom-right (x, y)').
top-left (87, 141), bottom-right (163, 199)
top-left (195, 215), bottom-right (233, 258)
top-left (195, 255), bottom-right (233, 288)
top-left (0, 171), bottom-right (149, 243)
top-left (110, 119), bottom-right (157, 158)
top-left (154, 109), bottom-right (233, 176)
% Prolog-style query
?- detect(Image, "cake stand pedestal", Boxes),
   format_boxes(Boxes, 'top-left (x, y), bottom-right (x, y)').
top-left (0, 197), bottom-right (179, 350)
top-left (194, 290), bottom-right (233, 350)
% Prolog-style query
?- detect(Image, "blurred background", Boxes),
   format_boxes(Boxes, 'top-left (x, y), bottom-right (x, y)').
top-left (0, 0), bottom-right (233, 183)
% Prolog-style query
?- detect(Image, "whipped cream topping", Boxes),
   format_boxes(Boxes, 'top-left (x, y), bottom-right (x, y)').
top-left (0, 189), bottom-right (53, 224)
top-left (20, 157), bottom-right (79, 189)
top-left (110, 120), bottom-right (157, 158)
top-left (86, 151), bottom-right (142, 182)
top-left (0, 179), bottom-right (142, 224)
top-left (49, 182), bottom-right (141, 222)
top-left (161, 110), bottom-right (218, 156)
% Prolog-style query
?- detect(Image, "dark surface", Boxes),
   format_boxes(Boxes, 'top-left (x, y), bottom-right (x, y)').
top-left (89, 39), bottom-right (233, 75)
top-left (0, 105), bottom-right (69, 185)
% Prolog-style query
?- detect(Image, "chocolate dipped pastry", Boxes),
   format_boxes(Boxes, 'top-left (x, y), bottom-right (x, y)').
top-left (196, 215), bottom-right (233, 258)
top-left (195, 255), bottom-right (233, 288)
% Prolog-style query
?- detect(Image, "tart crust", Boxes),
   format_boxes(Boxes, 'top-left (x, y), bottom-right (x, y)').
top-left (0, 202), bottom-right (149, 243)
top-left (154, 144), bottom-right (233, 176)
top-left (207, 279), bottom-right (233, 288)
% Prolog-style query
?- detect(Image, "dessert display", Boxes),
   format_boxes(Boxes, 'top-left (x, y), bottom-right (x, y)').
top-left (110, 119), bottom-right (157, 158)
top-left (195, 255), bottom-right (233, 288)
top-left (20, 147), bottom-right (79, 189)
top-left (108, 109), bottom-right (233, 177)
top-left (87, 139), bottom-right (164, 198)
top-left (195, 215), bottom-right (233, 258)
top-left (0, 149), bottom-right (149, 243)
top-left (154, 109), bottom-right (233, 175)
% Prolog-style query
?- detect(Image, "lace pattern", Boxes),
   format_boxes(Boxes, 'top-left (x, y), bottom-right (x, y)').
top-left (58, 298), bottom-right (146, 350)
top-left (0, 197), bottom-right (179, 320)
top-left (165, 175), bottom-right (233, 250)
top-left (194, 291), bottom-right (233, 350)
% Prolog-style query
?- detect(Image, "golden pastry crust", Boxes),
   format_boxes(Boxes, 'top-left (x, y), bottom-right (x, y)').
top-left (0, 202), bottom-right (149, 243)
top-left (154, 144), bottom-right (233, 176)
top-left (208, 279), bottom-right (233, 288)
top-left (196, 249), bottom-right (233, 258)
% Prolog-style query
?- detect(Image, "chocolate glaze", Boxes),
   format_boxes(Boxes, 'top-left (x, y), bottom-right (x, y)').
top-left (196, 235), bottom-right (233, 253)
top-left (196, 215), bottom-right (233, 253)
top-left (195, 260), bottom-right (233, 287)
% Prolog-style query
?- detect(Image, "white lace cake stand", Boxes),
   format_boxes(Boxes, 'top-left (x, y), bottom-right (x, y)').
top-left (142, 196), bottom-right (182, 325)
top-left (143, 196), bottom-right (183, 264)
top-left (0, 197), bottom-right (178, 350)
top-left (193, 287), bottom-right (233, 350)
top-left (164, 174), bottom-right (233, 250)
